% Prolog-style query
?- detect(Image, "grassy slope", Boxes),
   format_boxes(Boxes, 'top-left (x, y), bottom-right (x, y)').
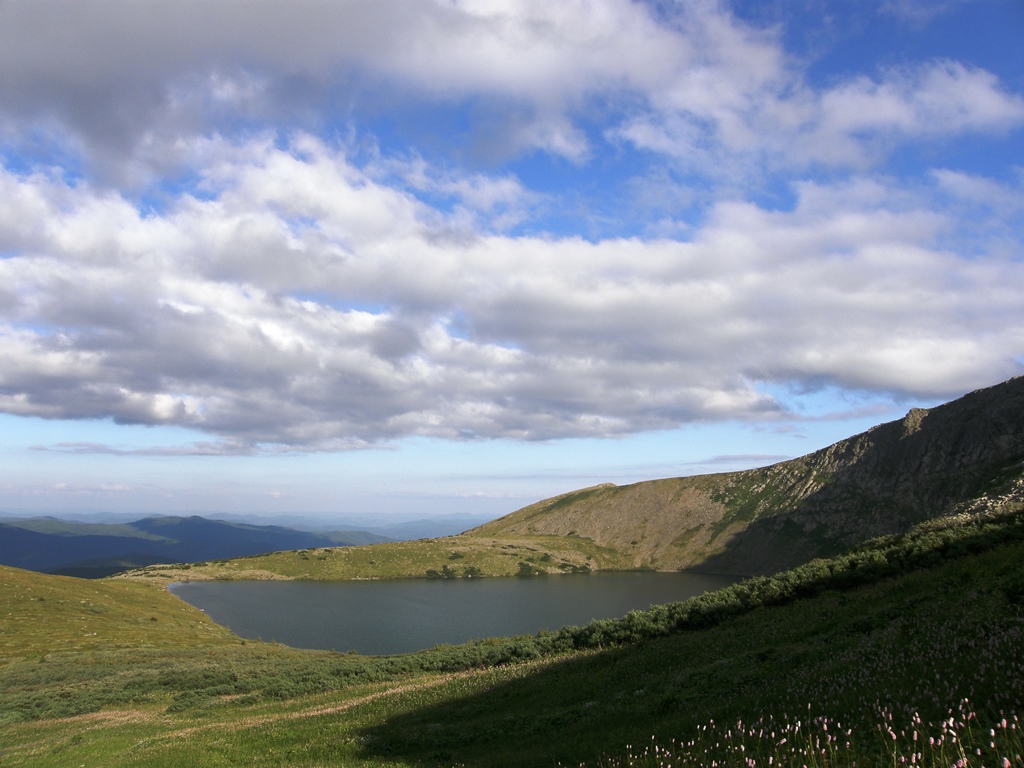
top-left (0, 565), bottom-right (238, 656)
top-left (468, 478), bottom-right (740, 569)
top-left (1, 509), bottom-right (1022, 767)
top-left (362, 539), bottom-right (1024, 768)
top-left (117, 534), bottom-right (633, 584)
top-left (470, 377), bottom-right (1024, 575)
top-left (470, 456), bottom-right (1024, 576)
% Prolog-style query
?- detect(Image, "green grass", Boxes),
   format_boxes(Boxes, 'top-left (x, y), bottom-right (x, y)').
top-left (0, 565), bottom-right (239, 656)
top-left (1, 508), bottom-right (1023, 766)
top-left (118, 534), bottom-right (633, 584)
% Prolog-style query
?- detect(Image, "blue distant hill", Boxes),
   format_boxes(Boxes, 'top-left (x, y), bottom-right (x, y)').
top-left (0, 515), bottom-right (390, 578)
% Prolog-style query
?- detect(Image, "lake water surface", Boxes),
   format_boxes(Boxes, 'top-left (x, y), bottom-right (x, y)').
top-left (170, 572), bottom-right (737, 655)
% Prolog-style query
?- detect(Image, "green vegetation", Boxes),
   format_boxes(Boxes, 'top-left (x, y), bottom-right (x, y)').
top-left (537, 484), bottom-right (621, 518)
top-left (119, 534), bottom-right (631, 583)
top-left (0, 566), bottom-right (238, 657)
top-left (1, 505), bottom-right (1022, 766)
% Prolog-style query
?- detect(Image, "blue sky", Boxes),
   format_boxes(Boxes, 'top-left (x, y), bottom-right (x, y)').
top-left (1, 0), bottom-right (1022, 522)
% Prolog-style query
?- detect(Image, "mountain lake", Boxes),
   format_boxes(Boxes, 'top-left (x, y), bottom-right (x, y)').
top-left (169, 571), bottom-right (738, 655)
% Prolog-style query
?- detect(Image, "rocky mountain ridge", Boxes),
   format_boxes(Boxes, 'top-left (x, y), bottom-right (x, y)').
top-left (470, 376), bottom-right (1024, 575)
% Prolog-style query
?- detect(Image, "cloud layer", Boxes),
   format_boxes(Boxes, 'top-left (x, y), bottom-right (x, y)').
top-left (1, 1), bottom-right (1022, 451)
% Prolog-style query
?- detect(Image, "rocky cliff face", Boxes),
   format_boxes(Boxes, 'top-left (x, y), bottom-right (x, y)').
top-left (471, 377), bottom-right (1024, 575)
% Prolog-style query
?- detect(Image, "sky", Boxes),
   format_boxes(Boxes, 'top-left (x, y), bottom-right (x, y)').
top-left (1, 0), bottom-right (1023, 522)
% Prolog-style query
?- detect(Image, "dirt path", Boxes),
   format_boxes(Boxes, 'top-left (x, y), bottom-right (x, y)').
top-left (210, 672), bottom-right (458, 732)
top-left (7, 657), bottom-right (553, 764)
top-left (134, 666), bottom-right (488, 744)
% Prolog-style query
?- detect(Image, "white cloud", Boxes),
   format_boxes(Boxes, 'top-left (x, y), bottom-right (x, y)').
top-left (819, 61), bottom-right (1024, 138)
top-left (880, 0), bottom-right (973, 23)
top-left (619, 59), bottom-right (1024, 175)
top-left (1, 1), bottom-right (1019, 183)
top-left (932, 168), bottom-right (1024, 211)
top-left (0, 0), bottom-right (687, 169)
top-left (0, 2), bottom-right (1022, 454)
top-left (2, 136), bottom-right (1022, 449)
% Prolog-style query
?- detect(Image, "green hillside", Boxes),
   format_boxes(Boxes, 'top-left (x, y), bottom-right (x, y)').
top-left (0, 565), bottom-right (238, 657)
top-left (1, 506), bottom-right (1022, 766)
top-left (117, 532), bottom-right (632, 583)
top-left (472, 375), bottom-right (1024, 575)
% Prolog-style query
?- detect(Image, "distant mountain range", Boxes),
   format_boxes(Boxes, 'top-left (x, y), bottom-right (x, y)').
top-left (472, 376), bottom-right (1024, 575)
top-left (10, 378), bottom-right (1023, 581)
top-left (218, 513), bottom-right (498, 542)
top-left (0, 516), bottom-right (392, 578)
top-left (0, 510), bottom-right (500, 578)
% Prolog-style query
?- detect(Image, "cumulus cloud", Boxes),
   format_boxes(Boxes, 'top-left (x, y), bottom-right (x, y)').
top-left (2, 133), bottom-right (1022, 450)
top-left (0, 1), bottom-right (1022, 453)
top-left (617, 58), bottom-right (1024, 175)
top-left (0, 0), bottom-right (682, 172)
top-left (932, 168), bottom-right (1024, 212)
top-left (4, 0), bottom-right (1020, 181)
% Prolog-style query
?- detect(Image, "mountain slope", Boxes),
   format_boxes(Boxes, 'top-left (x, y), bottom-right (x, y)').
top-left (119, 376), bottom-right (1024, 584)
top-left (0, 564), bottom-right (238, 656)
top-left (472, 376), bottom-right (1024, 575)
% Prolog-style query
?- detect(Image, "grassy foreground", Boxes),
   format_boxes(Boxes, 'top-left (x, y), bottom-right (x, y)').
top-left (1, 508), bottom-right (1023, 767)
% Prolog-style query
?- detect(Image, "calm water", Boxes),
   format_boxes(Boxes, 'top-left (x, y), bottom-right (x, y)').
top-left (169, 572), bottom-right (736, 655)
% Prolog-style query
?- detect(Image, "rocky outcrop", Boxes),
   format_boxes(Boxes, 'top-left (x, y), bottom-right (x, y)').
top-left (470, 377), bottom-right (1024, 575)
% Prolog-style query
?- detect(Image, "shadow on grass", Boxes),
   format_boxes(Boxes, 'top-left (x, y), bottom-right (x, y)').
top-left (352, 601), bottom-right (825, 768)
top-left (354, 642), bottom-right (707, 768)
top-left (353, 534), bottom-right (1024, 767)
